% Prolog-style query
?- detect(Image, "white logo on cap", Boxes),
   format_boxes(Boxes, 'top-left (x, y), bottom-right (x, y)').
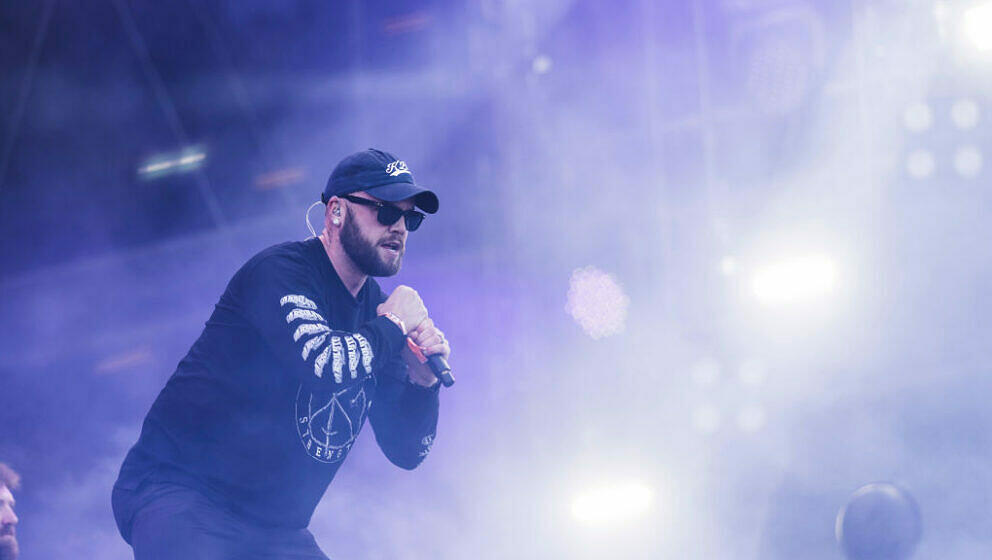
top-left (385, 160), bottom-right (411, 177)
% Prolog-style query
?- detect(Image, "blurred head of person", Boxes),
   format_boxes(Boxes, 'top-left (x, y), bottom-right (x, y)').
top-left (0, 463), bottom-right (19, 560)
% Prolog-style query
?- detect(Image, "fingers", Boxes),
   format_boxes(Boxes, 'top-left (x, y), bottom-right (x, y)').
top-left (409, 318), bottom-right (434, 340)
top-left (412, 317), bottom-right (433, 334)
top-left (414, 330), bottom-right (444, 347)
top-left (417, 331), bottom-right (449, 360)
top-left (418, 343), bottom-right (450, 360)
top-left (406, 319), bottom-right (450, 360)
top-left (426, 332), bottom-right (445, 346)
top-left (410, 326), bottom-right (441, 347)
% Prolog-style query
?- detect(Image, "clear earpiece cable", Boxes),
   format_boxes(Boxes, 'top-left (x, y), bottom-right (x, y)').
top-left (305, 200), bottom-right (322, 239)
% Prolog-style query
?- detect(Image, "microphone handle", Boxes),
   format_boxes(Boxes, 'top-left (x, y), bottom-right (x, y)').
top-left (426, 354), bottom-right (455, 387)
top-left (406, 338), bottom-right (455, 387)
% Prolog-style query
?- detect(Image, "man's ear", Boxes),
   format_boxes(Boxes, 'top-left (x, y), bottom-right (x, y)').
top-left (327, 198), bottom-right (343, 226)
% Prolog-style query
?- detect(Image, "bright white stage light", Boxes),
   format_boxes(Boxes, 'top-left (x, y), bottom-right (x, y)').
top-left (138, 146), bottom-right (207, 179)
top-left (570, 479), bottom-right (654, 526)
top-left (565, 266), bottom-right (629, 339)
top-left (903, 103), bottom-right (933, 132)
top-left (737, 405), bottom-right (767, 433)
top-left (751, 254), bottom-right (837, 306)
top-left (963, 2), bottom-right (992, 52)
top-left (953, 145), bottom-right (983, 178)
top-left (951, 99), bottom-right (980, 129)
top-left (532, 54), bottom-right (553, 75)
top-left (905, 149), bottom-right (936, 179)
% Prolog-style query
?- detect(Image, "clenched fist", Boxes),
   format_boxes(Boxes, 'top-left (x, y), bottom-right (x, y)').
top-left (377, 285), bottom-right (427, 334)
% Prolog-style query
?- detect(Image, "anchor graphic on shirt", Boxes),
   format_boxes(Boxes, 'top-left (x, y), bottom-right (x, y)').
top-left (295, 381), bottom-right (372, 464)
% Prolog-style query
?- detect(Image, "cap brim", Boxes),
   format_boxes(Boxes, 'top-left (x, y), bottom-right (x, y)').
top-left (364, 182), bottom-right (439, 214)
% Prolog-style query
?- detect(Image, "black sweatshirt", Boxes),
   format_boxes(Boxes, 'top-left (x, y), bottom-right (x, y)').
top-left (114, 238), bottom-right (439, 528)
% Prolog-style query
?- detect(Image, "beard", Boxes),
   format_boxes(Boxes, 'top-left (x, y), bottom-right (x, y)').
top-left (339, 215), bottom-right (403, 277)
top-left (0, 535), bottom-right (18, 560)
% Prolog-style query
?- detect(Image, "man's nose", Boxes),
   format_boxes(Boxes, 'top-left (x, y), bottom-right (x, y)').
top-left (1, 507), bottom-right (16, 526)
top-left (388, 217), bottom-right (407, 234)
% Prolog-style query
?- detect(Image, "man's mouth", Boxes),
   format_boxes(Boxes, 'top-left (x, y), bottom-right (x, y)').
top-left (380, 240), bottom-right (403, 253)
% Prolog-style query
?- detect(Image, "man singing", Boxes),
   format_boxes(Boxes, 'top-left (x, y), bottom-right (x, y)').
top-left (112, 149), bottom-right (450, 559)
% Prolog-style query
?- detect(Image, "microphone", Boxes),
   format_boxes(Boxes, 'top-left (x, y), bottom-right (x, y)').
top-left (406, 338), bottom-right (455, 387)
top-left (426, 354), bottom-right (454, 387)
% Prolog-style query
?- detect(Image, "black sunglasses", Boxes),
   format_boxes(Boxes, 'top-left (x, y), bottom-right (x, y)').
top-left (339, 194), bottom-right (426, 232)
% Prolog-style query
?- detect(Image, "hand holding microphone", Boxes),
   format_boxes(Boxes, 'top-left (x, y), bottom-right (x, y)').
top-left (405, 318), bottom-right (454, 387)
top-left (378, 286), bottom-right (454, 387)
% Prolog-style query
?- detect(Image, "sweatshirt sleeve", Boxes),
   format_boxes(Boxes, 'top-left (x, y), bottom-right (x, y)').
top-left (368, 344), bottom-right (440, 470)
top-left (241, 253), bottom-right (406, 388)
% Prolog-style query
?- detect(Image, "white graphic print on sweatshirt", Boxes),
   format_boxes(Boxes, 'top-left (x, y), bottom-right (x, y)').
top-left (279, 294), bottom-right (374, 380)
top-left (280, 294), bottom-right (376, 463)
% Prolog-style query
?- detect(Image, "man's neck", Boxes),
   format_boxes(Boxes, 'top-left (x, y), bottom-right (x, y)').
top-left (318, 232), bottom-right (367, 298)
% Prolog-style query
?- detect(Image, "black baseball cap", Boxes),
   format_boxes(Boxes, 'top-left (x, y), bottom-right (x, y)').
top-left (321, 148), bottom-right (439, 214)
